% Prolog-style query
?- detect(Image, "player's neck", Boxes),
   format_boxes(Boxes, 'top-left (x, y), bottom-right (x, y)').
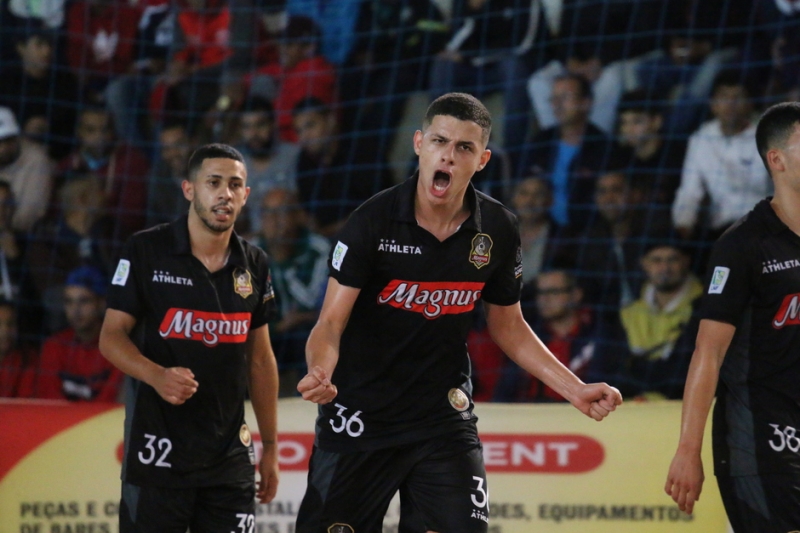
top-left (187, 212), bottom-right (233, 272)
top-left (414, 194), bottom-right (470, 242)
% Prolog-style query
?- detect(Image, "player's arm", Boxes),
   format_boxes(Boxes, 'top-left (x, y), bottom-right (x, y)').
top-left (245, 324), bottom-right (280, 504)
top-left (484, 301), bottom-right (622, 421)
top-left (665, 318), bottom-right (735, 515)
top-left (99, 308), bottom-right (198, 405)
top-left (297, 277), bottom-right (361, 404)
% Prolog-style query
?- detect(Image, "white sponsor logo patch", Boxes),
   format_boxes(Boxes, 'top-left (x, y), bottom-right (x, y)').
top-left (708, 266), bottom-right (730, 294)
top-left (112, 259), bottom-right (131, 286)
top-left (332, 241), bottom-right (348, 271)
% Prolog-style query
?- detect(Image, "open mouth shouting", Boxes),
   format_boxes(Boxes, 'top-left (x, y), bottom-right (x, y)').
top-left (431, 170), bottom-right (452, 197)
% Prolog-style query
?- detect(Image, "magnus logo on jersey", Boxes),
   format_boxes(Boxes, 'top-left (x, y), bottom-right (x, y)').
top-left (378, 238), bottom-right (422, 254)
top-left (152, 271), bottom-right (193, 286)
top-left (158, 308), bottom-right (251, 346)
top-left (377, 280), bottom-right (484, 319)
top-left (772, 293), bottom-right (800, 328)
top-left (762, 258), bottom-right (800, 274)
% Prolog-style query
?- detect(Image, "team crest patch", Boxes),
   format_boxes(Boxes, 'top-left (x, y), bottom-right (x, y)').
top-left (233, 269), bottom-right (253, 298)
top-left (239, 424), bottom-right (251, 446)
top-left (448, 388), bottom-right (470, 412)
top-left (469, 234), bottom-right (493, 269)
top-left (327, 524), bottom-right (354, 533)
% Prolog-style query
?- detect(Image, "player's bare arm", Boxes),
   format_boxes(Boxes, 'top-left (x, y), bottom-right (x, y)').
top-left (665, 319), bottom-right (735, 514)
top-left (99, 308), bottom-right (198, 405)
top-left (246, 324), bottom-right (281, 503)
top-left (484, 301), bottom-right (622, 420)
top-left (298, 278), bottom-right (361, 404)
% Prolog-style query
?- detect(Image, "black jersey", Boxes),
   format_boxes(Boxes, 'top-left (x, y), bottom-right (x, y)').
top-left (700, 199), bottom-right (800, 477)
top-left (317, 174), bottom-right (522, 452)
top-left (106, 216), bottom-right (277, 487)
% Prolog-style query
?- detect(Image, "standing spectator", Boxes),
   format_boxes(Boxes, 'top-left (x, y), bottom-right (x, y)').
top-left (252, 188), bottom-right (328, 395)
top-left (37, 265), bottom-right (124, 402)
top-left (236, 97), bottom-right (300, 230)
top-left (518, 73), bottom-right (622, 229)
top-left (147, 120), bottom-right (193, 226)
top-left (65, 0), bottom-right (142, 95)
top-left (494, 268), bottom-right (622, 402)
top-left (292, 97), bottom-right (393, 237)
top-left (617, 89), bottom-right (687, 213)
top-left (575, 171), bottom-right (670, 311)
top-left (429, 0), bottom-right (540, 166)
top-left (0, 23), bottom-right (80, 159)
top-left (286, 0), bottom-right (362, 66)
top-left (672, 72), bottom-right (771, 245)
top-left (618, 241), bottom-right (700, 400)
top-left (0, 107), bottom-right (54, 233)
top-left (26, 176), bottom-right (114, 334)
top-left (58, 106), bottom-right (150, 241)
top-left (0, 300), bottom-right (39, 398)
top-left (246, 16), bottom-right (337, 144)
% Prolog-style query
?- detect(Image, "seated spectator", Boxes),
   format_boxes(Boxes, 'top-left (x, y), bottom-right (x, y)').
top-left (429, 0), bottom-right (540, 166)
top-left (236, 97), bottom-right (300, 231)
top-left (617, 240), bottom-right (700, 400)
top-left (147, 120), bottom-right (194, 227)
top-left (517, 73), bottom-right (624, 229)
top-left (0, 299), bottom-right (39, 398)
top-left (635, 8), bottom-right (738, 136)
top-left (27, 176), bottom-right (115, 333)
top-left (65, 0), bottom-right (142, 96)
top-left (251, 188), bottom-right (328, 395)
top-left (0, 107), bottom-right (54, 233)
top-left (618, 89), bottom-right (687, 213)
top-left (0, 22), bottom-right (79, 159)
top-left (246, 16), bottom-right (337, 143)
top-left (672, 71), bottom-right (771, 244)
top-left (494, 268), bottom-right (623, 402)
top-left (58, 106), bottom-right (149, 241)
top-left (0, 180), bottom-right (41, 341)
top-left (292, 97), bottom-right (394, 237)
top-left (36, 265), bottom-right (123, 402)
top-left (510, 175), bottom-right (568, 286)
top-left (574, 171), bottom-right (670, 311)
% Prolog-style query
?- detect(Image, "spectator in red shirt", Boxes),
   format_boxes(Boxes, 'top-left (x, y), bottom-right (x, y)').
top-left (246, 15), bottom-right (337, 143)
top-left (65, 0), bottom-right (142, 94)
top-left (57, 106), bottom-right (149, 243)
top-left (37, 265), bottom-right (123, 402)
top-left (0, 300), bottom-right (38, 398)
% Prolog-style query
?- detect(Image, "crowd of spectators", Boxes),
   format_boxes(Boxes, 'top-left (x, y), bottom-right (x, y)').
top-left (0, 0), bottom-right (797, 402)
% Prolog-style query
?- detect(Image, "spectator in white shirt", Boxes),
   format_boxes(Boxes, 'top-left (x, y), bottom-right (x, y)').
top-left (672, 71), bottom-right (772, 242)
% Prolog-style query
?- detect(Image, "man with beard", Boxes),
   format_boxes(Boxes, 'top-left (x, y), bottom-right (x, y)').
top-left (99, 144), bottom-right (281, 531)
top-left (148, 121), bottom-right (194, 226)
top-left (0, 106), bottom-right (53, 233)
top-left (237, 97), bottom-right (300, 232)
top-left (618, 241), bottom-right (700, 400)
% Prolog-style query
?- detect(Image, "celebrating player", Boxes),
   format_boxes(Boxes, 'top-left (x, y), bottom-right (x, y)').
top-left (99, 144), bottom-right (280, 532)
top-left (295, 92), bottom-right (622, 533)
top-left (665, 102), bottom-right (800, 530)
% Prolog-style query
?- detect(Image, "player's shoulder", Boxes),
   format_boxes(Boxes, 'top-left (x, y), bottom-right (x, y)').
top-left (351, 181), bottom-right (402, 216)
top-left (123, 220), bottom-right (176, 255)
top-left (237, 233), bottom-right (270, 270)
top-left (716, 199), bottom-right (772, 248)
top-left (475, 189), bottom-right (517, 228)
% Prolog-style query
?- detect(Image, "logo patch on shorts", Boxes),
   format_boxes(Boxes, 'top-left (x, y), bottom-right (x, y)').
top-left (708, 266), bottom-right (730, 294)
top-left (327, 524), bottom-right (354, 533)
top-left (448, 388), bottom-right (469, 412)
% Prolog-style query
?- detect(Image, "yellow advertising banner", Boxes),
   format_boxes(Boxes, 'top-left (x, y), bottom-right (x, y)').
top-left (0, 398), bottom-right (727, 533)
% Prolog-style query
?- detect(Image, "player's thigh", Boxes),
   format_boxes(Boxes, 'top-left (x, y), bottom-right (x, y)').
top-left (402, 444), bottom-right (489, 533)
top-left (190, 480), bottom-right (256, 533)
top-left (717, 473), bottom-right (800, 533)
top-left (119, 482), bottom-right (195, 533)
top-left (296, 446), bottom-right (411, 533)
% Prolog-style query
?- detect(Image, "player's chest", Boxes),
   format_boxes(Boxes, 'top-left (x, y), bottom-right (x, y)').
top-left (755, 240), bottom-right (800, 327)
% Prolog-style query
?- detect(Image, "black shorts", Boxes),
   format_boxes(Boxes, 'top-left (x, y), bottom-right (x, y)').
top-left (119, 480), bottom-right (256, 533)
top-left (716, 473), bottom-right (800, 532)
top-left (296, 428), bottom-right (488, 533)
